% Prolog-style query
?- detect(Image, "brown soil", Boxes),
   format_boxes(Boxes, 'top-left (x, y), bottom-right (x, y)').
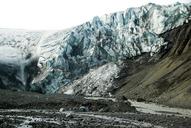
top-left (114, 21), bottom-right (191, 109)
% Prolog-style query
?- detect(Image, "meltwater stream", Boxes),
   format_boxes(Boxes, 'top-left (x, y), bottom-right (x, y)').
top-left (85, 97), bottom-right (191, 118)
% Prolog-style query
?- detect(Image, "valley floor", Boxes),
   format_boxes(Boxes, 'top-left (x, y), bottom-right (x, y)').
top-left (1, 108), bottom-right (191, 128)
top-left (0, 90), bottom-right (191, 128)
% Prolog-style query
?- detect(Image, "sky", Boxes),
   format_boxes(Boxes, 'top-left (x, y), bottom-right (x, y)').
top-left (0, 0), bottom-right (190, 30)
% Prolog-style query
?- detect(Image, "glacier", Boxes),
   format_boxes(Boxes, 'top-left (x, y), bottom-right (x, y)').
top-left (0, 2), bottom-right (190, 94)
top-left (59, 62), bottom-right (120, 96)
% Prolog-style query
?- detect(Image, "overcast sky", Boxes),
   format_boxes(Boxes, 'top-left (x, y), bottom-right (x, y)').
top-left (0, 0), bottom-right (190, 30)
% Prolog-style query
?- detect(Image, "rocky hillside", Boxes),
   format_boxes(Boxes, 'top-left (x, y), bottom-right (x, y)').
top-left (0, 2), bottom-right (190, 95)
top-left (114, 20), bottom-right (191, 108)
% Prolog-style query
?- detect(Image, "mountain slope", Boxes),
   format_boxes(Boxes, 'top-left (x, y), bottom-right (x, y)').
top-left (114, 20), bottom-right (191, 108)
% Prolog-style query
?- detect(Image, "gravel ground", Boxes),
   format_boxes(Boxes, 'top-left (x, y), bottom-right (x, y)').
top-left (0, 90), bottom-right (191, 128)
top-left (0, 109), bottom-right (191, 128)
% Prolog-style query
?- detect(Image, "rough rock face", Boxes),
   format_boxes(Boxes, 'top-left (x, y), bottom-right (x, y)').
top-left (162, 20), bottom-right (191, 56)
top-left (114, 20), bottom-right (191, 108)
top-left (0, 3), bottom-right (190, 93)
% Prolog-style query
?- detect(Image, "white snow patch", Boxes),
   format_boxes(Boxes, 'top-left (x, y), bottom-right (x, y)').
top-left (64, 88), bottom-right (74, 95)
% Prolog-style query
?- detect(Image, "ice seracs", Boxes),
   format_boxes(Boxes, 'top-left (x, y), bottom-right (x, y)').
top-left (0, 2), bottom-right (190, 94)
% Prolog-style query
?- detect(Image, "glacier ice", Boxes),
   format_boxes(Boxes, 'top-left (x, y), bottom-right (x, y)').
top-left (0, 2), bottom-right (190, 94)
top-left (59, 63), bottom-right (120, 96)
